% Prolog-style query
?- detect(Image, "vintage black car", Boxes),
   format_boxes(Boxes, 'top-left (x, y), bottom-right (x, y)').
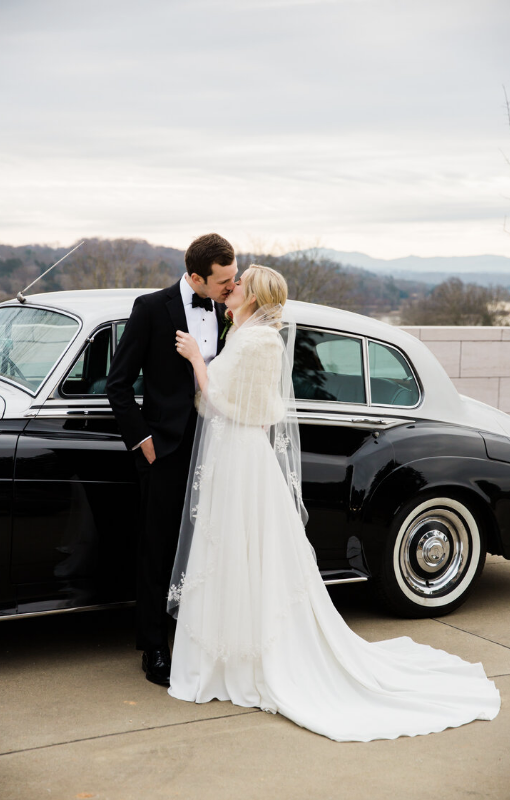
top-left (1, 288), bottom-right (510, 621)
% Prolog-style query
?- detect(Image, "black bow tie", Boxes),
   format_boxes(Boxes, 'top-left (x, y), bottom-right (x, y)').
top-left (192, 294), bottom-right (213, 312)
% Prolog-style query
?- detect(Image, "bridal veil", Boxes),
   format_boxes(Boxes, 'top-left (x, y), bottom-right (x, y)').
top-left (168, 304), bottom-right (307, 620)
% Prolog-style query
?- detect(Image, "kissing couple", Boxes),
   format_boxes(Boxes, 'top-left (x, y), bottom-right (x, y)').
top-left (107, 233), bottom-right (500, 742)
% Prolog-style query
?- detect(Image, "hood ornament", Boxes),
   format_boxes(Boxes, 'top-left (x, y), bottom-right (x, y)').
top-left (16, 241), bottom-right (85, 304)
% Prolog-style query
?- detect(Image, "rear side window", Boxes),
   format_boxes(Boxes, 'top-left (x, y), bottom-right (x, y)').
top-left (368, 340), bottom-right (419, 407)
top-left (293, 328), bottom-right (366, 404)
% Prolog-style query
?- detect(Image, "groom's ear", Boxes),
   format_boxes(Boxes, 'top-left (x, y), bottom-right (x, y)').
top-left (190, 272), bottom-right (205, 288)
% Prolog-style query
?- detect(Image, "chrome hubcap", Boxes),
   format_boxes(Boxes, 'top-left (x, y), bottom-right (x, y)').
top-left (399, 508), bottom-right (470, 597)
top-left (416, 530), bottom-right (450, 572)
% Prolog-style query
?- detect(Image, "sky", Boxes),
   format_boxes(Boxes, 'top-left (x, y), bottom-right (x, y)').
top-left (1, 0), bottom-right (510, 259)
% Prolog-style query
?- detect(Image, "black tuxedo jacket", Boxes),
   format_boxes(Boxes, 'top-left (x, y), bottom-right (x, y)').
top-left (106, 282), bottom-right (226, 458)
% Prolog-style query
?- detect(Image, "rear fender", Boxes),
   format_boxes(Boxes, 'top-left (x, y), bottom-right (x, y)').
top-left (359, 457), bottom-right (504, 574)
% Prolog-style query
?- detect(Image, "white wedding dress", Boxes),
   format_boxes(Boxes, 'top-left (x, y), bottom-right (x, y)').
top-left (168, 314), bottom-right (500, 742)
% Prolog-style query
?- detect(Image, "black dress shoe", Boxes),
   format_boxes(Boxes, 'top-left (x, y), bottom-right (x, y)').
top-left (142, 648), bottom-right (171, 686)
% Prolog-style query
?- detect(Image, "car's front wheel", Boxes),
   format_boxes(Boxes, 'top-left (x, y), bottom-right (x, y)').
top-left (375, 495), bottom-right (486, 618)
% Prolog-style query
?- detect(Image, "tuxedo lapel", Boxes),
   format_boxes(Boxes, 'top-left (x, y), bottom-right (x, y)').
top-left (164, 281), bottom-right (188, 334)
top-left (215, 302), bottom-right (227, 353)
top-left (164, 281), bottom-right (193, 377)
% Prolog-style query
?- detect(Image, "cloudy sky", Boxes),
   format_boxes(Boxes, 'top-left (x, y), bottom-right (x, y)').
top-left (1, 0), bottom-right (509, 258)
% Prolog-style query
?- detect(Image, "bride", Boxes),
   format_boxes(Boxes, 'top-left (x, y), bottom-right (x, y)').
top-left (167, 264), bottom-right (500, 742)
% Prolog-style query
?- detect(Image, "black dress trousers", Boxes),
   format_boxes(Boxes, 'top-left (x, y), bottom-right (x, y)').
top-left (134, 411), bottom-right (197, 651)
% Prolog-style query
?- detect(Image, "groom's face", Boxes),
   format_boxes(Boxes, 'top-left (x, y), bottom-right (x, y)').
top-left (200, 258), bottom-right (238, 303)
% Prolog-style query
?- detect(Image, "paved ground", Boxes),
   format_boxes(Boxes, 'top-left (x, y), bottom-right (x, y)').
top-left (1, 555), bottom-right (510, 800)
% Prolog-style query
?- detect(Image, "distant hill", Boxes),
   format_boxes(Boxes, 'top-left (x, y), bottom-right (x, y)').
top-left (0, 240), bottom-right (186, 272)
top-left (387, 271), bottom-right (510, 288)
top-left (0, 238), bottom-right (186, 300)
top-left (311, 249), bottom-right (510, 287)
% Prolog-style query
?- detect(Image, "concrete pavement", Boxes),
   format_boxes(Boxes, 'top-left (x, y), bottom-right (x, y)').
top-left (1, 555), bottom-right (510, 800)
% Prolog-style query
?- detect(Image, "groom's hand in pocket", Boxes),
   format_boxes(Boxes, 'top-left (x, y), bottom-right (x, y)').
top-left (141, 437), bottom-right (157, 464)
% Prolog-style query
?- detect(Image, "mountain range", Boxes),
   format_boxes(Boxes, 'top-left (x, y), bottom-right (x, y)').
top-left (313, 249), bottom-right (510, 287)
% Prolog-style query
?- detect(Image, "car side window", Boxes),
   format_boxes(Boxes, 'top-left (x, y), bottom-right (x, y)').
top-left (293, 328), bottom-right (366, 404)
top-left (368, 340), bottom-right (419, 407)
top-left (61, 322), bottom-right (143, 397)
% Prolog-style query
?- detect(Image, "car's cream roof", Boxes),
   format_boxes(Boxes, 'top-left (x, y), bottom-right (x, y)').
top-left (0, 288), bottom-right (432, 345)
top-left (3, 288), bottom-right (155, 323)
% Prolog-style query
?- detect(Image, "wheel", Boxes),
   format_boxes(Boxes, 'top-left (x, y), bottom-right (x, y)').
top-left (374, 496), bottom-right (486, 618)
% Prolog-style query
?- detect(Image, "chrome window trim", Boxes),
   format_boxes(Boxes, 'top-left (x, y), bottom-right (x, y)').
top-left (113, 319), bottom-right (128, 354)
top-left (362, 336), bottom-right (372, 405)
top-left (0, 303), bottom-right (83, 398)
top-left (367, 336), bottom-right (423, 411)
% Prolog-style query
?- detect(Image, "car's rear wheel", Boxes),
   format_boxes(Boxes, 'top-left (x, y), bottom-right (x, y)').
top-left (375, 496), bottom-right (486, 618)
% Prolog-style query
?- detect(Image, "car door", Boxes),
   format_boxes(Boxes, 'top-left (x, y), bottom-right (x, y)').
top-left (11, 321), bottom-right (141, 614)
top-left (293, 326), bottom-right (410, 580)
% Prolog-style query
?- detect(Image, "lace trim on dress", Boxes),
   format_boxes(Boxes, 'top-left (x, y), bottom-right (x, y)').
top-left (289, 470), bottom-right (303, 502)
top-left (168, 560), bottom-right (218, 603)
top-left (210, 415), bottom-right (226, 437)
top-left (275, 433), bottom-right (291, 453)
top-left (192, 463), bottom-right (214, 491)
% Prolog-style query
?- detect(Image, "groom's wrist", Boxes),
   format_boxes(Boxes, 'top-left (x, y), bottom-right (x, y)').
top-left (132, 435), bottom-right (151, 450)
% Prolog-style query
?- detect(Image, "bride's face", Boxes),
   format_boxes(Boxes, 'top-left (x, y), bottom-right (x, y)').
top-left (225, 276), bottom-right (246, 311)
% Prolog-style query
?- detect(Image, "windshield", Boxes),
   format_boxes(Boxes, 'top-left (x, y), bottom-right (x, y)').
top-left (0, 305), bottom-right (80, 393)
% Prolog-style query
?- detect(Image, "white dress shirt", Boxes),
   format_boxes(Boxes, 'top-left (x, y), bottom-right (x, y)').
top-left (133, 275), bottom-right (218, 450)
top-left (180, 273), bottom-right (219, 374)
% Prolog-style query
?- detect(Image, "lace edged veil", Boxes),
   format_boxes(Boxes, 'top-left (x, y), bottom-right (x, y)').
top-left (167, 303), bottom-right (307, 617)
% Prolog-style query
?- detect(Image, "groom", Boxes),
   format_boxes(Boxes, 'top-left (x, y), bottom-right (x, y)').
top-left (107, 233), bottom-right (237, 685)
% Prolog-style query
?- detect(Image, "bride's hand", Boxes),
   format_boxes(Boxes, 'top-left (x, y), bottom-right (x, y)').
top-left (176, 331), bottom-right (201, 363)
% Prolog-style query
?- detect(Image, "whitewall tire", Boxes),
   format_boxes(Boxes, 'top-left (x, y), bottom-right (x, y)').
top-left (375, 496), bottom-right (486, 618)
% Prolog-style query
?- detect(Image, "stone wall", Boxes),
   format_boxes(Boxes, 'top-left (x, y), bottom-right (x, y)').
top-left (400, 327), bottom-right (510, 413)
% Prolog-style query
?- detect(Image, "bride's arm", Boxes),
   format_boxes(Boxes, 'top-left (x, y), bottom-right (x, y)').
top-left (175, 331), bottom-right (208, 392)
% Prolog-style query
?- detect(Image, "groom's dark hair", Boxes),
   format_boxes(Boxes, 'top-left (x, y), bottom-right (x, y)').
top-left (185, 233), bottom-right (235, 282)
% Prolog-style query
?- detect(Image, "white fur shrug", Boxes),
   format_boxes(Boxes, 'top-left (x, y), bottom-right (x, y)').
top-left (205, 325), bottom-right (285, 426)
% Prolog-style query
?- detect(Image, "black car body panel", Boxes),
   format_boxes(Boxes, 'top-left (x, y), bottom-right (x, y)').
top-left (11, 416), bottom-right (139, 615)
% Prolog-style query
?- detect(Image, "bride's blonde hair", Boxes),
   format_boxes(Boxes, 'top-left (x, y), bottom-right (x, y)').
top-left (235, 264), bottom-right (288, 326)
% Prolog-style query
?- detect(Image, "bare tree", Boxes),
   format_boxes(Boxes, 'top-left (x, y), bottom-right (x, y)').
top-left (236, 242), bottom-right (354, 309)
top-left (400, 278), bottom-right (510, 326)
top-left (61, 238), bottom-right (181, 290)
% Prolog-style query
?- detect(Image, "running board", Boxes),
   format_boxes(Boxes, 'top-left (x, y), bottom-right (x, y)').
top-left (321, 569), bottom-right (369, 586)
top-left (0, 600), bottom-right (136, 621)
